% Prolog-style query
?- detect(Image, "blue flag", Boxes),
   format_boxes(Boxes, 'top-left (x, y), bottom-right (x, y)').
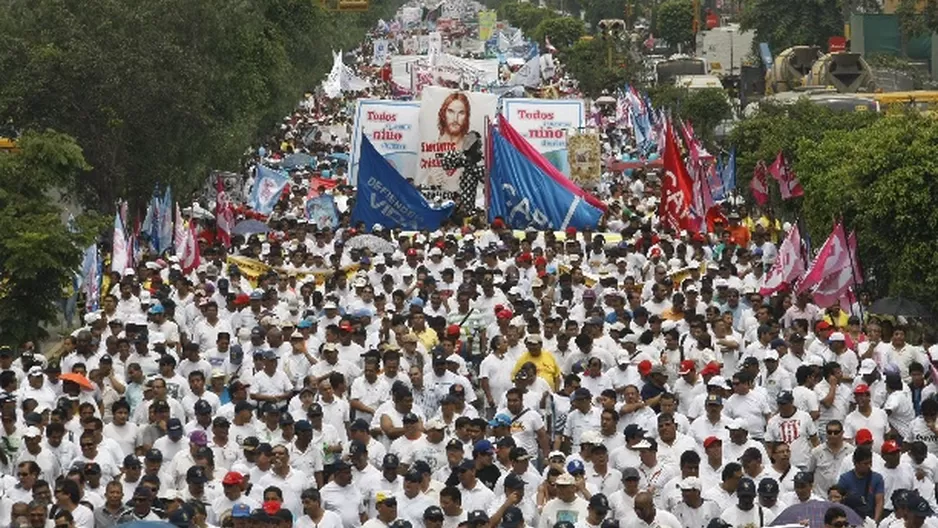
top-left (158, 186), bottom-right (173, 254)
top-left (306, 195), bottom-right (339, 230)
top-left (489, 129), bottom-right (602, 230)
top-left (722, 149), bottom-right (737, 194)
top-left (351, 136), bottom-right (453, 231)
top-left (251, 165), bottom-right (290, 215)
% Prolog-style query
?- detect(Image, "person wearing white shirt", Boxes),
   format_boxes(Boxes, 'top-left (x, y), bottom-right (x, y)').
top-left (350, 360), bottom-right (391, 425)
top-left (765, 392), bottom-right (819, 447)
top-left (250, 351), bottom-right (294, 407)
top-left (844, 384), bottom-right (890, 451)
top-left (538, 473), bottom-right (590, 528)
top-left (724, 371), bottom-right (771, 441)
top-left (564, 391), bottom-right (601, 451)
top-left (319, 462), bottom-right (364, 528)
top-left (621, 491), bottom-right (681, 528)
top-left (295, 487), bottom-right (346, 528)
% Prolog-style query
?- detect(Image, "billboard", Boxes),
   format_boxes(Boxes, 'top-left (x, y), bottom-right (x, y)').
top-left (350, 100), bottom-right (422, 185)
top-left (416, 86), bottom-right (497, 201)
top-left (478, 10), bottom-right (496, 41)
top-left (501, 99), bottom-right (585, 175)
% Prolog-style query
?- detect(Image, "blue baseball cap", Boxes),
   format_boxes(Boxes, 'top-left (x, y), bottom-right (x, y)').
top-left (473, 439), bottom-right (494, 455)
top-left (566, 459), bottom-right (585, 475)
top-left (297, 319), bottom-right (314, 329)
top-left (489, 414), bottom-right (511, 428)
top-left (231, 504), bottom-right (252, 518)
top-left (148, 304), bottom-right (164, 315)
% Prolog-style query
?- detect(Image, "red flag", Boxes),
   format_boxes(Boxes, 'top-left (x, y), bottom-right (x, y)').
top-left (307, 176), bottom-right (340, 199)
top-left (760, 224), bottom-right (806, 296)
top-left (659, 122), bottom-right (695, 232)
top-left (768, 151), bottom-right (804, 199)
top-left (797, 222), bottom-right (849, 294)
top-left (181, 221), bottom-right (201, 274)
top-left (750, 161), bottom-right (769, 206)
top-left (215, 176), bottom-right (234, 248)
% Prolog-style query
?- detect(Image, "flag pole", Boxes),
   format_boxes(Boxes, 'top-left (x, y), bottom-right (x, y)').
top-left (843, 218), bottom-right (864, 322)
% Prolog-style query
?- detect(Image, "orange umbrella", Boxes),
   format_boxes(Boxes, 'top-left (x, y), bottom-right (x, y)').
top-left (59, 373), bottom-right (94, 391)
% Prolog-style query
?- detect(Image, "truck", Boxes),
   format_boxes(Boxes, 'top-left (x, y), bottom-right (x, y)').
top-left (654, 55), bottom-right (707, 85)
top-left (695, 24), bottom-right (756, 78)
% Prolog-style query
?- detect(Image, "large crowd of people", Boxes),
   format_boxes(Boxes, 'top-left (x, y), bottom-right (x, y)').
top-left (3, 4), bottom-right (936, 528)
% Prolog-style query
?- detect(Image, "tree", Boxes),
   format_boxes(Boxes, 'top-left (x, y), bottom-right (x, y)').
top-left (649, 86), bottom-right (732, 146)
top-left (0, 0), bottom-right (403, 209)
top-left (656, 0), bottom-right (695, 52)
top-left (498, 2), bottom-right (558, 35)
top-left (795, 112), bottom-right (938, 311)
top-left (0, 131), bottom-right (103, 346)
top-left (739, 0), bottom-right (842, 52)
top-left (532, 16), bottom-right (587, 50)
top-left (561, 37), bottom-right (639, 98)
top-left (727, 100), bottom-right (879, 205)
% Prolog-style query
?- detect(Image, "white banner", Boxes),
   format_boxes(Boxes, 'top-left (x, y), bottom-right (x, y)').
top-left (418, 35), bottom-right (430, 54)
top-left (428, 32), bottom-right (443, 55)
top-left (416, 86), bottom-right (497, 199)
top-left (350, 100), bottom-right (422, 185)
top-left (502, 99), bottom-right (586, 176)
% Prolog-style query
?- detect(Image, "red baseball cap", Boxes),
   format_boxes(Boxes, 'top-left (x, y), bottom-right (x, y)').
top-left (855, 429), bottom-right (873, 445)
top-left (816, 321), bottom-right (833, 331)
top-left (565, 227), bottom-right (576, 235)
top-left (234, 294), bottom-right (250, 307)
top-left (494, 304), bottom-right (504, 313)
top-left (446, 324), bottom-right (461, 337)
top-left (496, 310), bottom-right (513, 320)
top-left (638, 360), bottom-right (653, 377)
top-left (339, 321), bottom-right (353, 331)
top-left (703, 436), bottom-right (722, 449)
top-left (854, 384), bottom-right (870, 395)
top-left (492, 219), bottom-right (506, 229)
top-left (701, 362), bottom-right (722, 376)
top-left (406, 248), bottom-right (418, 257)
top-left (679, 360), bottom-right (696, 376)
top-left (881, 440), bottom-right (901, 454)
top-left (222, 471), bottom-right (244, 486)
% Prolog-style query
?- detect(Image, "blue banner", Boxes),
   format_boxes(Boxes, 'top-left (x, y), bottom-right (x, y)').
top-left (251, 166), bottom-right (290, 215)
top-left (351, 136), bottom-right (453, 231)
top-left (722, 148), bottom-right (737, 195)
top-left (306, 195), bottom-right (339, 230)
top-left (489, 129), bottom-right (602, 230)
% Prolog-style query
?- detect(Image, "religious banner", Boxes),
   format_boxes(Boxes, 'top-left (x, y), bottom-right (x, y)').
top-left (567, 132), bottom-right (602, 188)
top-left (350, 99), bottom-right (422, 185)
top-left (478, 10), bottom-right (496, 41)
top-left (502, 99), bottom-right (585, 175)
top-left (372, 39), bottom-right (390, 66)
top-left (403, 37), bottom-right (417, 55)
top-left (416, 86), bottom-right (497, 201)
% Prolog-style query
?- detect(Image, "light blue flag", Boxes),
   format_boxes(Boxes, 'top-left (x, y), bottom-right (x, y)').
top-left (722, 149), bottom-right (737, 195)
top-left (159, 186), bottom-right (173, 254)
top-left (251, 166), bottom-right (290, 215)
top-left (305, 195), bottom-right (339, 230)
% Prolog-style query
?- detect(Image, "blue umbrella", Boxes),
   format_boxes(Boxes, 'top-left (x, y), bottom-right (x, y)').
top-left (328, 152), bottom-right (350, 162)
top-left (231, 219), bottom-right (269, 236)
top-left (771, 500), bottom-right (864, 528)
top-left (282, 153), bottom-right (315, 170)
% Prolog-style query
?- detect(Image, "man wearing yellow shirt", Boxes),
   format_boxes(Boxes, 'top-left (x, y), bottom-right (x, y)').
top-left (411, 311), bottom-right (439, 350)
top-left (512, 334), bottom-right (560, 390)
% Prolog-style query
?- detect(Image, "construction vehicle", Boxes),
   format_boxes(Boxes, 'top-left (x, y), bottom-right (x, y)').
top-left (654, 55), bottom-right (707, 85)
top-left (765, 46), bottom-right (821, 95)
top-left (805, 52), bottom-right (876, 93)
top-left (695, 24), bottom-right (756, 78)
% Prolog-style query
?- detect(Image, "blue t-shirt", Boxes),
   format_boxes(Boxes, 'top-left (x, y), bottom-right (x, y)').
top-left (837, 469), bottom-right (885, 518)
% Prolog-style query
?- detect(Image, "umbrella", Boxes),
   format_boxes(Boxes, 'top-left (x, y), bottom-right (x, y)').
top-left (595, 95), bottom-right (617, 105)
top-left (328, 152), bottom-right (350, 163)
top-left (59, 373), bottom-right (94, 391)
top-left (345, 234), bottom-right (396, 254)
top-left (282, 153), bottom-right (316, 170)
top-left (869, 296), bottom-right (931, 318)
top-left (771, 500), bottom-right (864, 528)
top-left (231, 219), bottom-right (270, 236)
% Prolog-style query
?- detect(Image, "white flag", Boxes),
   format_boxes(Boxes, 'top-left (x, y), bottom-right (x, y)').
top-left (510, 55), bottom-right (541, 88)
top-left (760, 224), bottom-right (805, 296)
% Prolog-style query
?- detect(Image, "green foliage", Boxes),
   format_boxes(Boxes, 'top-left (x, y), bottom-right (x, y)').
top-left (655, 0), bottom-right (695, 52)
top-left (532, 17), bottom-right (587, 50)
top-left (728, 100), bottom-right (879, 209)
top-left (0, 0), bottom-right (402, 209)
top-left (561, 37), bottom-right (639, 98)
top-left (739, 0), bottom-right (842, 52)
top-left (0, 131), bottom-right (104, 346)
top-left (649, 86), bottom-right (732, 146)
top-left (579, 0), bottom-right (628, 29)
top-left (498, 1), bottom-right (559, 35)
top-left (795, 113), bottom-right (938, 310)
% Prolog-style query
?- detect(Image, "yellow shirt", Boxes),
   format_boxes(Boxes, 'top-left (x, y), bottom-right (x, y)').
top-left (513, 350), bottom-right (561, 390)
top-left (416, 327), bottom-right (439, 350)
top-left (823, 311), bottom-right (850, 330)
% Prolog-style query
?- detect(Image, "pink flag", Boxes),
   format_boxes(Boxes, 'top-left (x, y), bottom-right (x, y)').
top-left (768, 151), bottom-right (804, 199)
top-left (173, 203), bottom-right (187, 255)
top-left (811, 232), bottom-right (861, 307)
top-left (760, 224), bottom-right (805, 296)
top-left (545, 36), bottom-right (557, 53)
top-left (797, 222), bottom-right (849, 294)
top-left (110, 210), bottom-right (129, 273)
top-left (180, 222), bottom-right (201, 274)
top-left (215, 176), bottom-right (234, 249)
top-left (750, 161), bottom-right (769, 206)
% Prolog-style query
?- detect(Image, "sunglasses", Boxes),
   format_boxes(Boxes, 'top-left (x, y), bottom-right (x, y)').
top-left (827, 429), bottom-right (843, 435)
top-left (832, 521), bottom-right (849, 528)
